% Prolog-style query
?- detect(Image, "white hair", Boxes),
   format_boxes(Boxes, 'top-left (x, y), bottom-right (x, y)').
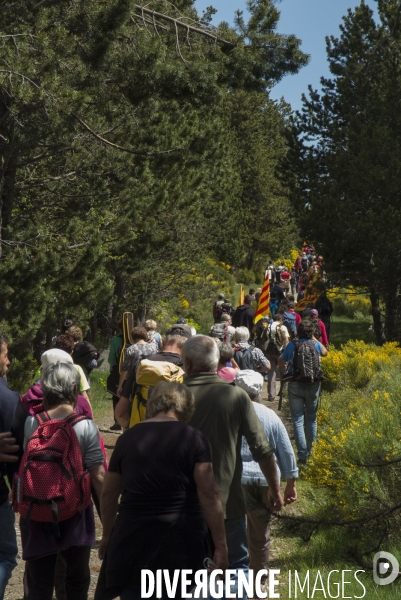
top-left (41, 362), bottom-right (80, 406)
top-left (181, 335), bottom-right (219, 373)
top-left (234, 327), bottom-right (250, 343)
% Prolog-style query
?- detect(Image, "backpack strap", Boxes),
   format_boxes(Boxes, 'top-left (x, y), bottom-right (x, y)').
top-left (64, 413), bottom-right (90, 427)
top-left (36, 412), bottom-right (51, 425)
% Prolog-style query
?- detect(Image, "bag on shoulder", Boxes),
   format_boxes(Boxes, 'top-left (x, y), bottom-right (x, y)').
top-left (283, 311), bottom-right (297, 335)
top-left (12, 412), bottom-right (91, 538)
top-left (215, 302), bottom-right (233, 322)
top-left (292, 340), bottom-right (323, 383)
top-left (262, 324), bottom-right (286, 356)
top-left (129, 360), bottom-right (185, 427)
top-left (210, 322), bottom-right (229, 342)
top-left (233, 347), bottom-right (254, 370)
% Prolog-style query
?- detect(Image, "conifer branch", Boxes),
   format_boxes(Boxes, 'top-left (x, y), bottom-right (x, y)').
top-left (273, 500), bottom-right (401, 526)
top-left (71, 113), bottom-right (186, 156)
top-left (133, 5), bottom-right (236, 47)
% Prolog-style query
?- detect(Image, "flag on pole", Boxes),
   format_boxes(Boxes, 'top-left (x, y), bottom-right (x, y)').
top-left (238, 285), bottom-right (245, 307)
top-left (295, 273), bottom-right (322, 313)
top-left (254, 276), bottom-right (270, 323)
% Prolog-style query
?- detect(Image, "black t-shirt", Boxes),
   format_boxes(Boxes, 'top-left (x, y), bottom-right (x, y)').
top-left (109, 421), bottom-right (211, 515)
top-left (121, 351), bottom-right (182, 398)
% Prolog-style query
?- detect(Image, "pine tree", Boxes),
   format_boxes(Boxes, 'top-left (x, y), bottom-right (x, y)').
top-left (286, 0), bottom-right (401, 343)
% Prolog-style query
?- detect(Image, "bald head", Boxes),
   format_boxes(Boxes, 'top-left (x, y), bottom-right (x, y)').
top-left (181, 335), bottom-right (219, 375)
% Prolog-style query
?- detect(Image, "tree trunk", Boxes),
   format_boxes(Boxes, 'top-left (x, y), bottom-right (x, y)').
top-left (370, 287), bottom-right (386, 345)
top-left (384, 281), bottom-right (401, 343)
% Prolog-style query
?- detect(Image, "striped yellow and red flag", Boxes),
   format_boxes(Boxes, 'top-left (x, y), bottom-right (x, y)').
top-left (238, 285), bottom-right (245, 307)
top-left (254, 276), bottom-right (270, 323)
top-left (295, 273), bottom-right (322, 313)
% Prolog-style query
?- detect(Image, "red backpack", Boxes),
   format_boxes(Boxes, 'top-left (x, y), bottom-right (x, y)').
top-left (13, 412), bottom-right (91, 538)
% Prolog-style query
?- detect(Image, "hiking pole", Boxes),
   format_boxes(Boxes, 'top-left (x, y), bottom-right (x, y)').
top-left (278, 380), bottom-right (284, 411)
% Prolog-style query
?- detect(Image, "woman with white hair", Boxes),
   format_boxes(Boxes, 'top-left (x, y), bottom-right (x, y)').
top-left (233, 327), bottom-right (271, 373)
top-left (236, 370), bottom-right (298, 577)
top-left (19, 362), bottom-right (105, 600)
top-left (145, 320), bottom-right (163, 352)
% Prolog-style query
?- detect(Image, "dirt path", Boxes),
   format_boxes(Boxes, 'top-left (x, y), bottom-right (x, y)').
top-left (5, 379), bottom-right (294, 599)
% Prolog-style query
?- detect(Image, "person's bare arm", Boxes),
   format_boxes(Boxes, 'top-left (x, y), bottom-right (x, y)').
top-left (115, 396), bottom-right (131, 430)
top-left (89, 464), bottom-right (106, 499)
top-left (312, 336), bottom-right (328, 357)
top-left (98, 471), bottom-right (123, 559)
top-left (258, 454), bottom-right (284, 511)
top-left (0, 432), bottom-right (19, 463)
top-left (193, 462), bottom-right (229, 572)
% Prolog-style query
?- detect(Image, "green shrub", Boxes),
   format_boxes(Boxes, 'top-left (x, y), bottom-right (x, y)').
top-left (236, 268), bottom-right (256, 285)
top-left (296, 357), bottom-right (401, 557)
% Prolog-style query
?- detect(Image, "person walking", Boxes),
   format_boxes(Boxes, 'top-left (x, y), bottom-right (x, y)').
top-left (232, 295), bottom-right (255, 331)
top-left (114, 330), bottom-right (188, 429)
top-left (182, 336), bottom-right (284, 598)
top-left (279, 320), bottom-right (327, 463)
top-left (18, 362), bottom-right (105, 600)
top-left (95, 382), bottom-right (228, 600)
top-left (236, 370), bottom-right (298, 577)
top-left (315, 292), bottom-right (334, 340)
top-left (0, 335), bottom-right (28, 600)
top-left (309, 309), bottom-right (329, 348)
top-left (233, 327), bottom-right (270, 374)
top-left (107, 327), bottom-right (124, 431)
top-left (263, 315), bottom-right (289, 402)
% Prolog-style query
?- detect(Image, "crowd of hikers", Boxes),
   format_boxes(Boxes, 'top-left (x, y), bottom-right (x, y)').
top-left (0, 248), bottom-right (335, 600)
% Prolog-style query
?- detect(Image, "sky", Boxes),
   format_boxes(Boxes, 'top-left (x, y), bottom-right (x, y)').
top-left (194, 0), bottom-right (379, 111)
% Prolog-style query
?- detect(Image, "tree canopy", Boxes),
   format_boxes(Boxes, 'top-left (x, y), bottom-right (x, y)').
top-left (0, 0), bottom-right (307, 359)
top-left (286, 0), bottom-right (401, 343)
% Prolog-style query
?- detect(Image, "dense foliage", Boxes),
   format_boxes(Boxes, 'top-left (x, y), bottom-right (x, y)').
top-left (0, 0), bottom-right (306, 358)
top-left (286, 0), bottom-right (401, 344)
top-left (287, 341), bottom-right (401, 563)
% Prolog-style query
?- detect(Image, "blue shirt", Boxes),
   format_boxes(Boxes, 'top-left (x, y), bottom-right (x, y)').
top-left (281, 338), bottom-right (322, 374)
top-left (241, 403), bottom-right (298, 486)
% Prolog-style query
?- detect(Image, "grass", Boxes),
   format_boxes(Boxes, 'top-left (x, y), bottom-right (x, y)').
top-left (269, 476), bottom-right (401, 599)
top-left (89, 370), bottom-right (113, 422)
top-left (329, 315), bottom-right (374, 349)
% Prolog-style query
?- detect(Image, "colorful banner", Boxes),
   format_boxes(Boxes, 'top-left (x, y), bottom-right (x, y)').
top-left (238, 285), bottom-right (245, 308)
top-left (254, 276), bottom-right (270, 323)
top-left (295, 272), bottom-right (322, 313)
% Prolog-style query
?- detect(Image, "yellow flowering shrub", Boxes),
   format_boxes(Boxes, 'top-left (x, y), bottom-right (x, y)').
top-left (302, 349), bottom-right (401, 546)
top-left (275, 249), bottom-right (301, 271)
top-left (322, 340), bottom-right (401, 389)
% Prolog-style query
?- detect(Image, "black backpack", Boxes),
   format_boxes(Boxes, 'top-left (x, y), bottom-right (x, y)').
top-left (234, 347), bottom-right (254, 370)
top-left (215, 302), bottom-right (233, 322)
top-left (72, 341), bottom-right (99, 370)
top-left (292, 340), bottom-right (323, 383)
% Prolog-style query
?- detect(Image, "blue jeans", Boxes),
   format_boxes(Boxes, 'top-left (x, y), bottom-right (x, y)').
top-left (224, 517), bottom-right (249, 599)
top-left (288, 381), bottom-right (321, 461)
top-left (0, 500), bottom-right (18, 600)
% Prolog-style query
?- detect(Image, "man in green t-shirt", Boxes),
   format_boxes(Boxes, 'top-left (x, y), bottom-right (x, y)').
top-left (107, 331), bottom-right (124, 431)
top-left (183, 336), bottom-right (284, 597)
